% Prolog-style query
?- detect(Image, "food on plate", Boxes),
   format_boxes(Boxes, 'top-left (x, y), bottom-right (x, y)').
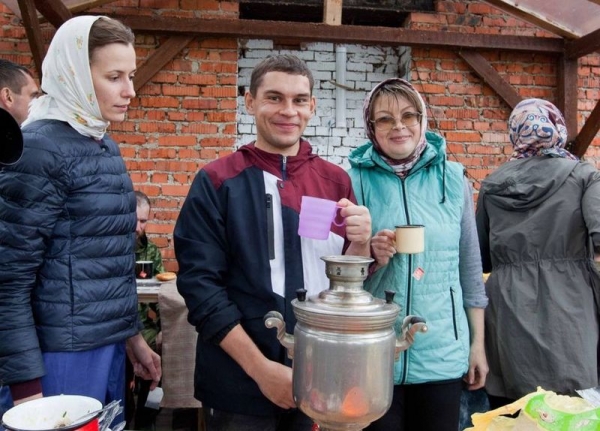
top-left (54, 411), bottom-right (73, 428)
top-left (156, 271), bottom-right (176, 282)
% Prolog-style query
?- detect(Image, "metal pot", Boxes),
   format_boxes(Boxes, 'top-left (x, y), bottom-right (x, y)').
top-left (264, 255), bottom-right (427, 431)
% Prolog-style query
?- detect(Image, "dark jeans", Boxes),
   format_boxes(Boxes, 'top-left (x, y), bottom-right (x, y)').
top-left (487, 394), bottom-right (516, 410)
top-left (0, 386), bottom-right (12, 431)
top-left (458, 388), bottom-right (490, 430)
top-left (134, 378), bottom-right (161, 429)
top-left (204, 407), bottom-right (314, 431)
top-left (125, 358), bottom-right (161, 430)
top-left (365, 379), bottom-right (463, 431)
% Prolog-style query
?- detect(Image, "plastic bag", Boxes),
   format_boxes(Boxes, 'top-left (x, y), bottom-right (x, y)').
top-left (465, 388), bottom-right (600, 430)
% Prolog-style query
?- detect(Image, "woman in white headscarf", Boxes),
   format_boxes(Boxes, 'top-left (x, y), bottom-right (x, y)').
top-left (476, 98), bottom-right (600, 408)
top-left (0, 16), bottom-right (160, 419)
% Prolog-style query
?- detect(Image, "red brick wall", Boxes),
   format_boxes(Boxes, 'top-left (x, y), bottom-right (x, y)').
top-left (409, 1), bottom-right (600, 187)
top-left (1, 0), bottom-right (598, 271)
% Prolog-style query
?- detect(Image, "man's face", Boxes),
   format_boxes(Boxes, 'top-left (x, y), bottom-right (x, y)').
top-left (244, 71), bottom-right (315, 156)
top-left (136, 202), bottom-right (150, 239)
top-left (3, 72), bottom-right (39, 126)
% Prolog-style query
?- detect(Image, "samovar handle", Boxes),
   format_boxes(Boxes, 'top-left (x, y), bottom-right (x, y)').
top-left (264, 311), bottom-right (295, 359)
top-left (395, 315), bottom-right (428, 359)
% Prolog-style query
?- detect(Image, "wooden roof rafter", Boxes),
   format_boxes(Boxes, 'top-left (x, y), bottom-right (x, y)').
top-left (323, 0), bottom-right (342, 25)
top-left (565, 26), bottom-right (600, 59)
top-left (457, 50), bottom-right (522, 110)
top-left (133, 36), bottom-right (193, 92)
top-left (16, 0), bottom-right (52, 78)
top-left (115, 15), bottom-right (564, 53)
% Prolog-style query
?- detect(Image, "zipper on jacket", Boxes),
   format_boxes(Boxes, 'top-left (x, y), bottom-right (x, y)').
top-left (400, 178), bottom-right (411, 225)
top-left (400, 253), bottom-right (414, 385)
top-left (450, 287), bottom-right (458, 340)
top-left (281, 156), bottom-right (288, 181)
top-left (399, 177), bottom-right (413, 385)
top-left (266, 193), bottom-right (275, 260)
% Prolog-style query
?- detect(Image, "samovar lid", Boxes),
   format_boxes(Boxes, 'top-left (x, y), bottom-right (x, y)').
top-left (292, 255), bottom-right (400, 331)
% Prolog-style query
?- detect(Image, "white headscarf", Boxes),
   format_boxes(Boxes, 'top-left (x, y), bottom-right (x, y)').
top-left (22, 15), bottom-right (109, 140)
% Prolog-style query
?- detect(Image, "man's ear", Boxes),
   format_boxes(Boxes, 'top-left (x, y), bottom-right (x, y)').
top-left (310, 95), bottom-right (316, 117)
top-left (244, 91), bottom-right (255, 115)
top-left (0, 87), bottom-right (12, 107)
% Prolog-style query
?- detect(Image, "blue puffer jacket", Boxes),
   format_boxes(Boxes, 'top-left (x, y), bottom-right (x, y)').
top-left (0, 120), bottom-right (139, 386)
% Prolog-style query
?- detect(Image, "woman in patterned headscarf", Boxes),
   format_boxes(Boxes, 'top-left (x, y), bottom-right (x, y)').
top-left (347, 78), bottom-right (489, 431)
top-left (476, 98), bottom-right (600, 408)
top-left (0, 16), bottom-right (160, 420)
top-left (508, 97), bottom-right (578, 160)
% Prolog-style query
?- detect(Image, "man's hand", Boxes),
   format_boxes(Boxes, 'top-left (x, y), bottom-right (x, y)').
top-left (221, 325), bottom-right (296, 409)
top-left (126, 333), bottom-right (162, 390)
top-left (338, 199), bottom-right (372, 258)
top-left (252, 359), bottom-right (296, 409)
top-left (337, 199), bottom-right (371, 245)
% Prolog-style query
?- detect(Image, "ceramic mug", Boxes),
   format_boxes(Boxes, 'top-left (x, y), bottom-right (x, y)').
top-left (135, 260), bottom-right (154, 279)
top-left (395, 225), bottom-right (425, 254)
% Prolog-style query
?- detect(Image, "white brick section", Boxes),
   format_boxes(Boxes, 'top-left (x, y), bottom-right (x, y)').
top-left (242, 40), bottom-right (274, 49)
top-left (236, 40), bottom-right (405, 169)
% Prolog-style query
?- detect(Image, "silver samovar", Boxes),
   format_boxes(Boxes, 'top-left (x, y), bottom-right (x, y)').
top-left (264, 255), bottom-right (427, 431)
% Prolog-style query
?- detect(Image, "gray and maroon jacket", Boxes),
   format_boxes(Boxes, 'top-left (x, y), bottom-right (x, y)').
top-left (174, 140), bottom-right (355, 416)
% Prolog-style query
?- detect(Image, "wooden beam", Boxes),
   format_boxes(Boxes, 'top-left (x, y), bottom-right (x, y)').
top-left (565, 27), bottom-right (600, 59)
top-left (572, 99), bottom-right (600, 158)
top-left (115, 16), bottom-right (564, 54)
top-left (1, 0), bottom-right (115, 19)
top-left (67, 0), bottom-right (117, 14)
top-left (17, 0), bottom-right (45, 78)
top-left (133, 35), bottom-right (194, 92)
top-left (33, 0), bottom-right (72, 28)
top-left (556, 55), bottom-right (579, 147)
top-left (323, 0), bottom-right (342, 26)
top-left (458, 50), bottom-right (522, 109)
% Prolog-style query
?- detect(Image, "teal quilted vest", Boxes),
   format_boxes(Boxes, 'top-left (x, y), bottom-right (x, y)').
top-left (348, 131), bottom-right (469, 384)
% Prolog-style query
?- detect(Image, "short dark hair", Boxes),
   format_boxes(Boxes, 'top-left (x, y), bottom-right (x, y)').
top-left (89, 17), bottom-right (135, 59)
top-left (0, 59), bottom-right (33, 94)
top-left (135, 190), bottom-right (150, 208)
top-left (249, 54), bottom-right (314, 96)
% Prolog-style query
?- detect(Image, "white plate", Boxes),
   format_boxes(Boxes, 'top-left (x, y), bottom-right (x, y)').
top-left (136, 278), bottom-right (160, 287)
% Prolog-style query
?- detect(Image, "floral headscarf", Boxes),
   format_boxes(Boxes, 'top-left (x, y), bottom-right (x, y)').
top-left (22, 16), bottom-right (109, 140)
top-left (363, 78), bottom-right (428, 178)
top-left (509, 98), bottom-right (577, 161)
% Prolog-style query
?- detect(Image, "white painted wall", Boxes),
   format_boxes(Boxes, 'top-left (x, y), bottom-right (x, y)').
top-left (236, 39), bottom-right (409, 168)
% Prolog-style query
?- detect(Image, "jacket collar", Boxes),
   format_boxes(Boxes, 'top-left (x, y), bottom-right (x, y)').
top-left (238, 138), bottom-right (317, 178)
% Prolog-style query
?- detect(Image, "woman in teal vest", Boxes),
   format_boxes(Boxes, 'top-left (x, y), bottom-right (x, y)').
top-left (348, 78), bottom-right (488, 431)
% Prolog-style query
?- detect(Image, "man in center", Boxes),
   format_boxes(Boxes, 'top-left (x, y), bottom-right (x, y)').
top-left (174, 54), bottom-right (372, 431)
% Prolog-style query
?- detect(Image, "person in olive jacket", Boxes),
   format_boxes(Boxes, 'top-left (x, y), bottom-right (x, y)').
top-left (476, 98), bottom-right (600, 408)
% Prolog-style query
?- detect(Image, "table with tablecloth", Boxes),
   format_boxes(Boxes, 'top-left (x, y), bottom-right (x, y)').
top-left (137, 280), bottom-right (202, 410)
